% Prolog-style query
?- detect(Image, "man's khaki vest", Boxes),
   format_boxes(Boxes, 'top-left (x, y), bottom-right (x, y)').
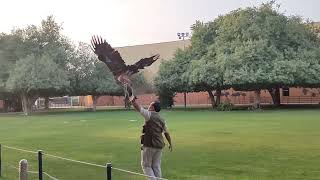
top-left (141, 112), bottom-right (165, 149)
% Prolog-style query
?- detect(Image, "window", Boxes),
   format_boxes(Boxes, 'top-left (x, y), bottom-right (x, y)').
top-left (282, 88), bottom-right (290, 96)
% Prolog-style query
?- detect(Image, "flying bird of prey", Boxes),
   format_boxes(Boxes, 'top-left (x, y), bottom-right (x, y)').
top-left (91, 36), bottom-right (160, 96)
top-left (91, 36), bottom-right (159, 80)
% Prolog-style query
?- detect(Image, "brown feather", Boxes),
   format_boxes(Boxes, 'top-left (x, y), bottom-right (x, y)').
top-left (91, 36), bottom-right (160, 77)
top-left (91, 36), bottom-right (127, 76)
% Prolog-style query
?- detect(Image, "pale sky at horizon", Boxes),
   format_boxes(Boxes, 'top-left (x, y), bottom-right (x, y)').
top-left (1, 0), bottom-right (319, 47)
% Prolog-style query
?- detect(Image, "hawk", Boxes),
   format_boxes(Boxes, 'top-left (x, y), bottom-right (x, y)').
top-left (91, 36), bottom-right (160, 97)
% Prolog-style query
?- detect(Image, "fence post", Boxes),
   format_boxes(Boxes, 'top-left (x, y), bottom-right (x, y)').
top-left (106, 163), bottom-right (112, 180)
top-left (38, 150), bottom-right (43, 180)
top-left (19, 159), bottom-right (28, 180)
top-left (0, 144), bottom-right (2, 177)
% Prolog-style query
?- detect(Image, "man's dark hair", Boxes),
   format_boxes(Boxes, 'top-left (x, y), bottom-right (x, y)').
top-left (153, 101), bottom-right (161, 112)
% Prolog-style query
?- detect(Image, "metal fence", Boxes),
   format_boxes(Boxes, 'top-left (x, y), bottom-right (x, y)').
top-left (0, 144), bottom-right (168, 180)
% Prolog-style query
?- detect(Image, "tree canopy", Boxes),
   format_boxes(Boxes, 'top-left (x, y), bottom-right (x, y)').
top-left (0, 16), bottom-right (132, 114)
top-left (155, 2), bottom-right (320, 109)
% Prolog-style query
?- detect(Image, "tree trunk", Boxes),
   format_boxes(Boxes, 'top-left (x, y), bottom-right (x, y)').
top-left (21, 93), bottom-right (30, 116)
top-left (207, 90), bottom-right (216, 110)
top-left (253, 90), bottom-right (261, 109)
top-left (268, 88), bottom-right (281, 106)
top-left (274, 88), bottom-right (281, 106)
top-left (124, 96), bottom-right (131, 110)
top-left (111, 96), bottom-right (115, 106)
top-left (3, 100), bottom-right (9, 112)
top-left (21, 93), bottom-right (38, 115)
top-left (44, 96), bottom-right (49, 110)
top-left (92, 95), bottom-right (99, 112)
top-left (215, 89), bottom-right (221, 106)
top-left (29, 96), bottom-right (38, 111)
top-left (183, 92), bottom-right (187, 108)
top-left (15, 98), bottom-right (22, 112)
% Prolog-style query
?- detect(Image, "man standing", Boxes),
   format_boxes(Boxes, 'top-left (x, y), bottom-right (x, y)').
top-left (130, 96), bottom-right (172, 180)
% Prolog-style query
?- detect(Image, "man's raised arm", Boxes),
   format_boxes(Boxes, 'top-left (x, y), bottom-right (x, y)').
top-left (130, 95), bottom-right (151, 121)
top-left (130, 95), bottom-right (140, 112)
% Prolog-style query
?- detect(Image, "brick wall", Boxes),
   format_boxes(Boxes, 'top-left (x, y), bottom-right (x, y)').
top-left (0, 100), bottom-right (3, 109)
top-left (97, 94), bottom-right (159, 106)
top-left (92, 87), bottom-right (320, 107)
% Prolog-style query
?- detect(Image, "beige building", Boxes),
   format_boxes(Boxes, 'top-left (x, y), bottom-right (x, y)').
top-left (115, 40), bottom-right (191, 82)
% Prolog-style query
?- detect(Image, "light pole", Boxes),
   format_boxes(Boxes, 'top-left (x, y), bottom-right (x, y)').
top-left (177, 32), bottom-right (189, 108)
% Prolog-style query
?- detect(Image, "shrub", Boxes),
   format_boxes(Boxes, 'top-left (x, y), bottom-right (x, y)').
top-left (216, 102), bottom-right (234, 111)
top-left (157, 89), bottom-right (175, 109)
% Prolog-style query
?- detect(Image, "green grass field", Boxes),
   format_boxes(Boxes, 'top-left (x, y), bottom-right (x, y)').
top-left (0, 109), bottom-right (319, 180)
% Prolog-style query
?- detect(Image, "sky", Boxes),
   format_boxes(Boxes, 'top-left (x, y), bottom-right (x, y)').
top-left (0, 0), bottom-right (319, 47)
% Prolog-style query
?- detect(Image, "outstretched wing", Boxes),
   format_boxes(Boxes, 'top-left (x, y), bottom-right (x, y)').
top-left (91, 36), bottom-right (127, 76)
top-left (127, 54), bottom-right (160, 75)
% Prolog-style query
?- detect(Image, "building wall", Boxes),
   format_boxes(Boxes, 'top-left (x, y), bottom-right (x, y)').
top-left (96, 94), bottom-right (159, 107)
top-left (95, 88), bottom-right (320, 107)
top-left (0, 100), bottom-right (3, 110)
top-left (115, 40), bottom-right (191, 82)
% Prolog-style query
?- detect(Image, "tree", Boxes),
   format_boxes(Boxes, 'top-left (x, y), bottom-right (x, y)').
top-left (189, 57), bottom-right (226, 109)
top-left (155, 21), bottom-right (227, 109)
top-left (21, 16), bottom-right (72, 109)
top-left (69, 43), bottom-right (153, 111)
top-left (0, 33), bottom-right (24, 111)
top-left (187, 20), bottom-right (228, 109)
top-left (154, 48), bottom-right (194, 108)
top-left (131, 73), bottom-right (154, 94)
top-left (155, 86), bottom-right (175, 109)
top-left (155, 49), bottom-right (190, 92)
top-left (68, 42), bottom-right (123, 111)
top-left (211, 2), bottom-right (320, 108)
top-left (1, 16), bottom-right (72, 114)
top-left (156, 20), bottom-right (226, 110)
top-left (87, 61), bottom-right (123, 111)
top-left (6, 55), bottom-right (69, 115)
top-left (156, 2), bottom-right (320, 109)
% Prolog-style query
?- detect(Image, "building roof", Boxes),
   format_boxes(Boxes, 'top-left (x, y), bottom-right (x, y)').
top-left (115, 40), bottom-right (191, 81)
